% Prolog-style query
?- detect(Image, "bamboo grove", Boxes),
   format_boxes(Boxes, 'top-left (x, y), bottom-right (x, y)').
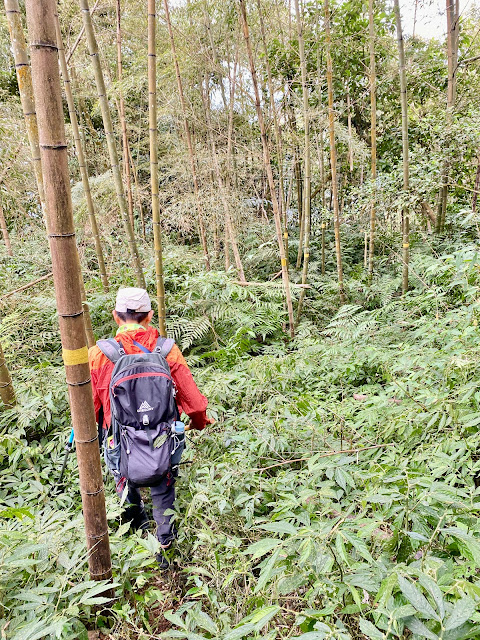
top-left (1, 0), bottom-right (476, 336)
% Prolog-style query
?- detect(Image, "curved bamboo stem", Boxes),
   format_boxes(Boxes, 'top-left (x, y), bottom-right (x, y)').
top-left (54, 10), bottom-right (109, 292)
top-left (163, 0), bottom-right (210, 271)
top-left (4, 0), bottom-right (46, 216)
top-left (148, 0), bottom-right (167, 336)
top-left (239, 0), bottom-right (295, 337)
top-left (325, 0), bottom-right (345, 304)
top-left (78, 0), bottom-right (145, 288)
top-left (0, 341), bottom-right (16, 407)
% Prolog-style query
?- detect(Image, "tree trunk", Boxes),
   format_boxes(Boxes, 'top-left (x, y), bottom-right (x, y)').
top-left (0, 341), bottom-right (15, 407)
top-left (4, 0), bottom-right (46, 216)
top-left (116, 0), bottom-right (135, 230)
top-left (368, 0), bottom-right (377, 280)
top-left (201, 77), bottom-right (246, 282)
top-left (294, 0), bottom-right (311, 325)
top-left (54, 11), bottom-right (109, 292)
top-left (25, 0), bottom-right (112, 585)
top-left (163, 0), bottom-right (210, 271)
top-left (393, 0), bottom-right (410, 294)
top-left (0, 196), bottom-right (12, 256)
top-left (239, 0), bottom-right (295, 337)
top-left (346, 83), bottom-right (354, 175)
top-left (148, 0), bottom-right (168, 336)
top-left (472, 154), bottom-right (480, 212)
top-left (325, 0), bottom-right (346, 304)
top-left (79, 0), bottom-right (145, 287)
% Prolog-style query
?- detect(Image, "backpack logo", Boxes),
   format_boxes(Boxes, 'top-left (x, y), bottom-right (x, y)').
top-left (137, 400), bottom-right (154, 412)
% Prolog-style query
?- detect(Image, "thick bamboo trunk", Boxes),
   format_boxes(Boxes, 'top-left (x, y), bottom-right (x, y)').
top-left (79, 0), bottom-right (145, 288)
top-left (239, 0), bottom-right (295, 337)
top-left (116, 0), bottom-right (135, 230)
top-left (25, 0), bottom-right (112, 584)
top-left (201, 77), bottom-right (246, 282)
top-left (0, 197), bottom-right (12, 256)
top-left (368, 0), bottom-right (377, 280)
top-left (54, 11), bottom-right (109, 292)
top-left (147, 0), bottom-right (167, 336)
top-left (65, 0), bottom-right (100, 64)
top-left (4, 0), bottom-right (46, 215)
top-left (0, 341), bottom-right (15, 407)
top-left (393, 0), bottom-right (409, 294)
top-left (294, 0), bottom-right (311, 324)
top-left (325, 0), bottom-right (345, 304)
top-left (163, 0), bottom-right (210, 271)
top-left (346, 84), bottom-right (354, 175)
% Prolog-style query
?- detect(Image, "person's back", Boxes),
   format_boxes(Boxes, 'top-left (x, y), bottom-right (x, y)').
top-left (88, 287), bottom-right (211, 568)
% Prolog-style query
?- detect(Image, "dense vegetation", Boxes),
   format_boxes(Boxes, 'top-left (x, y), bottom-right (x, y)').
top-left (2, 0), bottom-right (480, 638)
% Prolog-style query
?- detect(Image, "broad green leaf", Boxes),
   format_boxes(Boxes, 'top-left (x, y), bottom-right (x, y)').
top-left (244, 538), bottom-right (281, 560)
top-left (359, 619), bottom-right (385, 640)
top-left (444, 597), bottom-right (476, 631)
top-left (255, 548), bottom-right (281, 593)
top-left (223, 623), bottom-right (256, 640)
top-left (398, 575), bottom-right (440, 621)
top-left (403, 616), bottom-right (439, 640)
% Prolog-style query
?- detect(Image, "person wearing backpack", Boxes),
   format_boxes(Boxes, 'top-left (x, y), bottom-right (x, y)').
top-left (88, 287), bottom-right (212, 569)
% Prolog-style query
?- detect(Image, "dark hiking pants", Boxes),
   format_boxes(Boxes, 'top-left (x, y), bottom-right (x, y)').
top-left (115, 435), bottom-right (185, 545)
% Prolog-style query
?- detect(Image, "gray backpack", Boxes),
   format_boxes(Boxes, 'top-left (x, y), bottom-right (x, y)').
top-left (97, 336), bottom-right (178, 487)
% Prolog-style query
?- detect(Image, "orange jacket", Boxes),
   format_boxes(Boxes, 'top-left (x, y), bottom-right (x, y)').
top-left (88, 326), bottom-right (209, 430)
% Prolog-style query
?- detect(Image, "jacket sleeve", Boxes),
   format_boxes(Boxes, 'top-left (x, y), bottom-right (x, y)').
top-left (88, 346), bottom-right (103, 424)
top-left (167, 344), bottom-right (209, 430)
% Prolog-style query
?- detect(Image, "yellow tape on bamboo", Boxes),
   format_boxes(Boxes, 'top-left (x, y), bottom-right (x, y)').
top-left (403, 243), bottom-right (410, 248)
top-left (281, 258), bottom-right (287, 266)
top-left (321, 223), bottom-right (326, 229)
top-left (283, 232), bottom-right (288, 239)
top-left (62, 346), bottom-right (89, 366)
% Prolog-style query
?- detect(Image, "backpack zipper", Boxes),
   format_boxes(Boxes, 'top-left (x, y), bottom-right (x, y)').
top-left (112, 371), bottom-right (172, 396)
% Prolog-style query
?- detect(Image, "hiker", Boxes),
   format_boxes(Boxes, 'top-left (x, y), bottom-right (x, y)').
top-left (88, 287), bottom-right (211, 568)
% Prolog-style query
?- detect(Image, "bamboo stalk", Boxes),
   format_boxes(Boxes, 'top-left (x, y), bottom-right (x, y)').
top-left (201, 76), bottom-right (246, 282)
top-left (54, 11), bottom-right (109, 292)
top-left (0, 196), bottom-right (12, 256)
top-left (24, 0), bottom-right (112, 584)
top-left (163, 0), bottom-right (210, 272)
top-left (0, 341), bottom-right (16, 408)
top-left (256, 0), bottom-right (287, 258)
top-left (65, 0), bottom-right (100, 64)
top-left (368, 0), bottom-right (377, 280)
top-left (239, 0), bottom-right (295, 337)
top-left (116, 0), bottom-right (135, 230)
top-left (148, 0), bottom-right (167, 336)
top-left (78, 0), bottom-right (145, 288)
top-left (4, 0), bottom-right (46, 215)
top-left (294, 0), bottom-right (311, 325)
top-left (324, 0), bottom-right (345, 304)
top-left (393, 0), bottom-right (410, 294)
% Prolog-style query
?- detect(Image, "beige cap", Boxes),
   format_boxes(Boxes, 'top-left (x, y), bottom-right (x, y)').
top-left (115, 287), bottom-right (152, 313)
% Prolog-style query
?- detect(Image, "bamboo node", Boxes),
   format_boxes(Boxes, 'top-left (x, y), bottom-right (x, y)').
top-left (63, 346), bottom-right (89, 366)
top-left (75, 435), bottom-right (98, 444)
top-left (87, 527), bottom-right (109, 539)
top-left (40, 144), bottom-right (67, 150)
top-left (84, 487), bottom-right (104, 497)
top-left (30, 41), bottom-right (58, 51)
top-left (67, 378), bottom-right (92, 387)
top-left (48, 232), bottom-right (75, 238)
top-left (58, 310), bottom-right (83, 318)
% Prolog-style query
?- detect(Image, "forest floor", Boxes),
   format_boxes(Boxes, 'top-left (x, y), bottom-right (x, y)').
top-left (2, 226), bottom-right (480, 639)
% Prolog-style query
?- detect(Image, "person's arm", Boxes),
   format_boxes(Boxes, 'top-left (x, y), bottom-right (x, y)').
top-left (167, 344), bottom-right (211, 430)
top-left (88, 346), bottom-right (103, 424)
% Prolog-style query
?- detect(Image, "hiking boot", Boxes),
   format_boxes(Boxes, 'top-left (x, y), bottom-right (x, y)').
top-left (121, 504), bottom-right (150, 532)
top-left (156, 542), bottom-right (173, 570)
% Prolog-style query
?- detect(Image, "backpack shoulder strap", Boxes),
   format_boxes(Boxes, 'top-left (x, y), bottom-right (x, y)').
top-left (154, 337), bottom-right (175, 358)
top-left (96, 338), bottom-right (124, 364)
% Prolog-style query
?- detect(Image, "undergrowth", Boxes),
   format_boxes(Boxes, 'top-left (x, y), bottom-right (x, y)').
top-left (2, 227), bottom-right (480, 639)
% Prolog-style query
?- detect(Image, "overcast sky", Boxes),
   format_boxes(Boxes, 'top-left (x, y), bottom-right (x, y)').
top-left (402, 0), bottom-right (476, 38)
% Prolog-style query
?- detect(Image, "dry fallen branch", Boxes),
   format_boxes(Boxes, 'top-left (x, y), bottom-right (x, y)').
top-left (234, 280), bottom-right (311, 289)
top-left (0, 272), bottom-right (53, 300)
